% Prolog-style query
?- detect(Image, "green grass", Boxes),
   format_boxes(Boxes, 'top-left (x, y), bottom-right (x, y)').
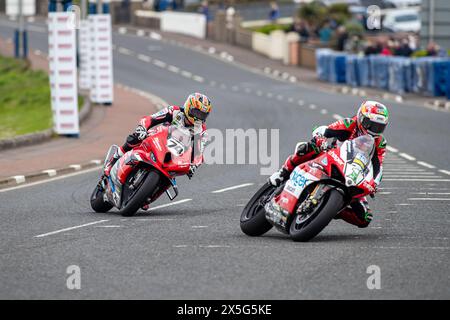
top-left (0, 55), bottom-right (84, 139)
top-left (0, 55), bottom-right (52, 139)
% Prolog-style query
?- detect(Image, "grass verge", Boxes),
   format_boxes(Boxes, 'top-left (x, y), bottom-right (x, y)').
top-left (0, 55), bottom-right (84, 139)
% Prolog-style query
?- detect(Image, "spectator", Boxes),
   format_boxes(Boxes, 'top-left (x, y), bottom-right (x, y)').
top-left (335, 26), bottom-right (348, 51)
top-left (199, 1), bottom-right (212, 22)
top-left (426, 41), bottom-right (439, 57)
top-left (364, 40), bottom-right (381, 56)
top-left (380, 41), bottom-right (393, 56)
top-left (318, 22), bottom-right (333, 44)
top-left (269, 2), bottom-right (280, 23)
top-left (288, 18), bottom-right (310, 43)
top-left (395, 38), bottom-right (413, 57)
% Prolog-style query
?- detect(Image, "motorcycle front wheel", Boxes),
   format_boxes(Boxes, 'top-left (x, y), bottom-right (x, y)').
top-left (240, 182), bottom-right (275, 236)
top-left (289, 189), bottom-right (344, 242)
top-left (118, 169), bottom-right (161, 217)
top-left (90, 183), bottom-right (113, 213)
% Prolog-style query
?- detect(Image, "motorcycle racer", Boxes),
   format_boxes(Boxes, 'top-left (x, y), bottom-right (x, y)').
top-left (269, 101), bottom-right (389, 228)
top-left (104, 92), bottom-right (212, 179)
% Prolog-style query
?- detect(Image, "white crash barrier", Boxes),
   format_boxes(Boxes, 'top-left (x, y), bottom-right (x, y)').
top-left (78, 20), bottom-right (91, 90)
top-left (160, 11), bottom-right (206, 39)
top-left (89, 14), bottom-right (114, 104)
top-left (48, 12), bottom-right (80, 135)
top-left (252, 30), bottom-right (286, 60)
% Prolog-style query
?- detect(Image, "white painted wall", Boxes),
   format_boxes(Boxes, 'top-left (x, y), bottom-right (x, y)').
top-left (160, 11), bottom-right (206, 39)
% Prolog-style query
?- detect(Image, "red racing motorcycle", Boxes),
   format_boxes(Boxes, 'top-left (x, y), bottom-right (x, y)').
top-left (240, 135), bottom-right (376, 242)
top-left (90, 124), bottom-right (203, 216)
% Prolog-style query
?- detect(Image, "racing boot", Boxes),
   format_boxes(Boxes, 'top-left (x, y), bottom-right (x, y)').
top-left (104, 147), bottom-right (124, 177)
top-left (334, 198), bottom-right (372, 228)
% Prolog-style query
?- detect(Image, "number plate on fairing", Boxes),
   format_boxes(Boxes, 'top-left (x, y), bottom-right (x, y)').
top-left (284, 167), bottom-right (317, 199)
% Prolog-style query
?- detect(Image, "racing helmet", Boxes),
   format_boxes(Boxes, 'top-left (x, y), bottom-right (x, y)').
top-left (357, 101), bottom-right (389, 136)
top-left (183, 93), bottom-right (212, 125)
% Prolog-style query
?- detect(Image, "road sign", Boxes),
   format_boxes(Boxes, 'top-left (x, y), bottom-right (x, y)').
top-left (89, 14), bottom-right (114, 104)
top-left (48, 12), bottom-right (80, 135)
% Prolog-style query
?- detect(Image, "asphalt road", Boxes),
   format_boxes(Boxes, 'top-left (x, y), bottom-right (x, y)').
top-left (0, 17), bottom-right (449, 299)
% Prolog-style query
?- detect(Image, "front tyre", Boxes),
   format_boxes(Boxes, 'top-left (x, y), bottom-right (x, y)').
top-left (90, 184), bottom-right (113, 213)
top-left (118, 170), bottom-right (161, 217)
top-left (240, 183), bottom-right (275, 236)
top-left (289, 189), bottom-right (344, 242)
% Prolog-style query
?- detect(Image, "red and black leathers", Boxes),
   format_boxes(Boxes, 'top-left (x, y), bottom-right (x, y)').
top-left (121, 105), bottom-right (207, 154)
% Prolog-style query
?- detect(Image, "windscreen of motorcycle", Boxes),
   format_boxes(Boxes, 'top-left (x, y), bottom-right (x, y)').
top-left (167, 126), bottom-right (193, 157)
top-left (342, 135), bottom-right (375, 187)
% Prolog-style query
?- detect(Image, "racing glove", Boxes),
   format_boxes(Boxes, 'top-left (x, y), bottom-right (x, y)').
top-left (134, 125), bottom-right (148, 141)
top-left (187, 164), bottom-right (197, 179)
top-left (268, 167), bottom-right (290, 187)
top-left (311, 136), bottom-right (336, 154)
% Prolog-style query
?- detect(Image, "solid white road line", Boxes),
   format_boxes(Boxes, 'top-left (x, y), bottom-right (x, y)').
top-left (407, 198), bottom-right (450, 201)
top-left (417, 161), bottom-right (436, 169)
top-left (212, 183), bottom-right (254, 194)
top-left (35, 220), bottom-right (109, 238)
top-left (399, 153), bottom-right (416, 161)
top-left (0, 166), bottom-right (102, 193)
top-left (145, 198), bottom-right (192, 212)
top-left (439, 169), bottom-right (450, 176)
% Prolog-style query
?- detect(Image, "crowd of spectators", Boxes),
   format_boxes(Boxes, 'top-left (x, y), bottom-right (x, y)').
top-left (287, 17), bottom-right (446, 58)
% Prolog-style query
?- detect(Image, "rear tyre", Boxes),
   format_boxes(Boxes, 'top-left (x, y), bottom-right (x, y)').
top-left (90, 185), bottom-right (113, 213)
top-left (289, 189), bottom-right (344, 242)
top-left (118, 170), bottom-right (161, 217)
top-left (240, 183), bottom-right (275, 236)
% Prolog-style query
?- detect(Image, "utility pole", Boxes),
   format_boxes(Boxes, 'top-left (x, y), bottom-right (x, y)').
top-left (81, 0), bottom-right (88, 19)
top-left (429, 0), bottom-right (435, 43)
top-left (14, 0), bottom-right (27, 59)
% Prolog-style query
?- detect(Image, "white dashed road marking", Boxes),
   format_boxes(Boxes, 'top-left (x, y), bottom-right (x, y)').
top-left (399, 153), bottom-right (416, 161)
top-left (145, 199), bottom-right (192, 212)
top-left (212, 183), bottom-right (254, 194)
top-left (35, 220), bottom-right (109, 238)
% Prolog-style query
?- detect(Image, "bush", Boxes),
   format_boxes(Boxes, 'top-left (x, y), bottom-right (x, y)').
top-left (251, 24), bottom-right (291, 35)
top-left (298, 2), bottom-right (328, 29)
top-left (328, 3), bottom-right (351, 25)
top-left (345, 22), bottom-right (364, 36)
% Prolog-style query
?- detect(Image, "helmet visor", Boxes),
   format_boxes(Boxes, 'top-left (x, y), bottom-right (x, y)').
top-left (361, 117), bottom-right (386, 135)
top-left (189, 107), bottom-right (209, 122)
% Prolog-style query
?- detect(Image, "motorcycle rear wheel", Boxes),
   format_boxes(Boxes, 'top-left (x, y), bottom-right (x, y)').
top-left (118, 170), bottom-right (161, 217)
top-left (90, 184), bottom-right (113, 213)
top-left (240, 182), bottom-right (275, 236)
top-left (289, 189), bottom-right (344, 242)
